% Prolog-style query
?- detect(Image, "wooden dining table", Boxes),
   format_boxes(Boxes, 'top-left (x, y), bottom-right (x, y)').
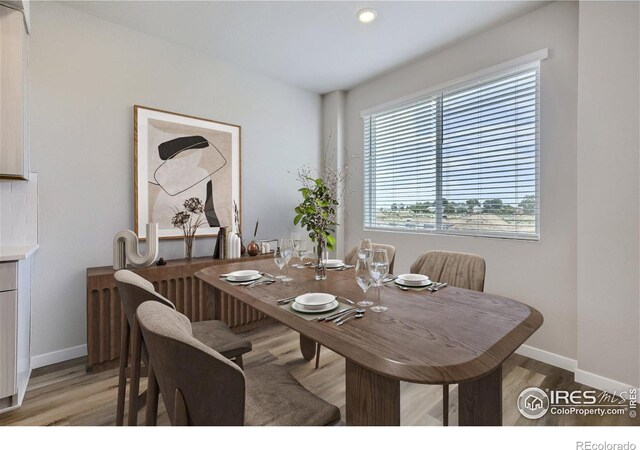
top-left (195, 259), bottom-right (543, 426)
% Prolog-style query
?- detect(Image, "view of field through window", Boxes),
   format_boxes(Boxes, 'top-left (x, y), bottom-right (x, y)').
top-left (365, 64), bottom-right (539, 239)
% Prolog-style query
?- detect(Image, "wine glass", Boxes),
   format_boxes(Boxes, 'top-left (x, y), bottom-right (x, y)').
top-left (355, 258), bottom-right (373, 307)
top-left (357, 238), bottom-right (373, 261)
top-left (291, 238), bottom-right (302, 267)
top-left (368, 248), bottom-right (389, 313)
top-left (280, 238), bottom-right (294, 282)
top-left (273, 245), bottom-right (287, 279)
top-left (294, 239), bottom-right (307, 268)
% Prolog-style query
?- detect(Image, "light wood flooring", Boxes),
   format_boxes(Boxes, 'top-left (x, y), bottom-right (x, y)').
top-left (0, 323), bottom-right (637, 426)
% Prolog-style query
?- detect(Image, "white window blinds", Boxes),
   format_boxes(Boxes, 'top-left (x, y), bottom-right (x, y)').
top-left (363, 61), bottom-right (540, 240)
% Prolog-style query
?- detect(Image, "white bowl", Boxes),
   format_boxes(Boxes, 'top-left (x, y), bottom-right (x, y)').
top-left (294, 293), bottom-right (336, 310)
top-left (226, 270), bottom-right (260, 281)
top-left (292, 300), bottom-right (339, 314)
top-left (397, 273), bottom-right (430, 286)
top-left (323, 259), bottom-right (344, 268)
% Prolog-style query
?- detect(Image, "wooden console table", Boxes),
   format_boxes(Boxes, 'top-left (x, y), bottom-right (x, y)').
top-left (86, 254), bottom-right (274, 372)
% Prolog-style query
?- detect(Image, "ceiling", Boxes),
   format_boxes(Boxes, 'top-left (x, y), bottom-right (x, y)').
top-left (64, 1), bottom-right (547, 94)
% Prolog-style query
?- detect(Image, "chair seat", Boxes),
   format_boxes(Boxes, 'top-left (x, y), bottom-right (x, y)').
top-left (191, 320), bottom-right (252, 359)
top-left (244, 364), bottom-right (340, 426)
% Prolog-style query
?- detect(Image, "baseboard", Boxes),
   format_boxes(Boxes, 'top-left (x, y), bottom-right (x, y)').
top-left (515, 344), bottom-right (578, 372)
top-left (575, 368), bottom-right (639, 396)
top-left (31, 344), bottom-right (87, 369)
top-left (515, 344), bottom-right (639, 396)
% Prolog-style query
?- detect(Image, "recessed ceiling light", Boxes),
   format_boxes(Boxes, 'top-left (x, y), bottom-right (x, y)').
top-left (357, 8), bottom-right (377, 24)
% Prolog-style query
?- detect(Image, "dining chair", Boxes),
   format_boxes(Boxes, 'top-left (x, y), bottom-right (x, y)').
top-left (410, 250), bottom-right (486, 426)
top-left (344, 243), bottom-right (397, 274)
top-left (136, 301), bottom-right (341, 426)
top-left (310, 243), bottom-right (398, 369)
top-left (114, 269), bottom-right (252, 426)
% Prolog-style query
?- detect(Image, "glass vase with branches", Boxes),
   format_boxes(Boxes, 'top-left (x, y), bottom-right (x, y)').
top-left (171, 197), bottom-right (206, 259)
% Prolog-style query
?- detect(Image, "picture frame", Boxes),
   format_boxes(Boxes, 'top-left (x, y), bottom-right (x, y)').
top-left (134, 105), bottom-right (241, 239)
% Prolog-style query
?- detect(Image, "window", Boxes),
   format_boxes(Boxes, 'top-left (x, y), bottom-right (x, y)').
top-left (363, 58), bottom-right (541, 240)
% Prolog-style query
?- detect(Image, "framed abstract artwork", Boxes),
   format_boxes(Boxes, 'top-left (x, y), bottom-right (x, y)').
top-left (134, 105), bottom-right (241, 239)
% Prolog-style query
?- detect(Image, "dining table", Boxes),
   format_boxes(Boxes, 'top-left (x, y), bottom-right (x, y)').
top-left (195, 259), bottom-right (543, 426)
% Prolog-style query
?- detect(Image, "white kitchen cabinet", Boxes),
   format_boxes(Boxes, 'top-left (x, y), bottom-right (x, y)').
top-left (0, 4), bottom-right (28, 180)
top-left (0, 259), bottom-right (31, 412)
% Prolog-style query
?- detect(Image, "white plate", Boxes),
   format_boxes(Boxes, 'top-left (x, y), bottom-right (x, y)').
top-left (226, 270), bottom-right (260, 280)
top-left (397, 273), bottom-right (430, 283)
top-left (395, 278), bottom-right (432, 288)
top-left (323, 259), bottom-right (344, 268)
top-left (397, 273), bottom-right (430, 286)
top-left (292, 299), bottom-right (339, 314)
top-left (227, 272), bottom-right (262, 282)
top-left (294, 293), bottom-right (336, 310)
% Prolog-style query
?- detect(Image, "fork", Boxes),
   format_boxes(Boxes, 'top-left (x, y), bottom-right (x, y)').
top-left (428, 282), bottom-right (447, 292)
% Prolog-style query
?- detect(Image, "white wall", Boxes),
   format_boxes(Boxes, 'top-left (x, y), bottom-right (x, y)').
top-left (576, 1), bottom-right (640, 389)
top-left (28, 2), bottom-right (321, 359)
top-left (321, 90), bottom-right (347, 258)
top-left (344, 2), bottom-right (579, 360)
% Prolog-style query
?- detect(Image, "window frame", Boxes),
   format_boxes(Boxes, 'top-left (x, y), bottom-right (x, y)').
top-left (361, 50), bottom-right (547, 241)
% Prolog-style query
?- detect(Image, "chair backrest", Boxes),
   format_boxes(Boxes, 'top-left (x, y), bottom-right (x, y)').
top-left (114, 269), bottom-right (175, 327)
top-left (136, 301), bottom-right (246, 426)
top-left (410, 251), bottom-right (486, 292)
top-left (344, 243), bottom-right (397, 273)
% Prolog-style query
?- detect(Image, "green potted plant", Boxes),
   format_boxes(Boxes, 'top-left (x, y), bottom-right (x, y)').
top-left (294, 178), bottom-right (338, 280)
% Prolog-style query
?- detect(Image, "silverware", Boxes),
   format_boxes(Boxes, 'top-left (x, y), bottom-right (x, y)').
top-left (248, 280), bottom-right (274, 288)
top-left (319, 307), bottom-right (354, 321)
top-left (332, 308), bottom-right (365, 323)
top-left (396, 285), bottom-right (410, 291)
top-left (337, 313), bottom-right (364, 326)
top-left (277, 296), bottom-right (298, 305)
top-left (428, 282), bottom-right (447, 292)
top-left (338, 296), bottom-right (356, 306)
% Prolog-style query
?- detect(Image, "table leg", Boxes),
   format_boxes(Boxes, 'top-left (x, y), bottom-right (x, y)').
top-left (299, 334), bottom-right (316, 361)
top-left (345, 359), bottom-right (400, 426)
top-left (458, 365), bottom-right (502, 426)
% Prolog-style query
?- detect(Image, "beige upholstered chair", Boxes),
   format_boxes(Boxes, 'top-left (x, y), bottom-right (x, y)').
top-left (136, 301), bottom-right (341, 426)
top-left (344, 243), bottom-right (397, 274)
top-left (312, 243), bottom-right (397, 370)
top-left (114, 269), bottom-right (252, 426)
top-left (410, 250), bottom-right (486, 426)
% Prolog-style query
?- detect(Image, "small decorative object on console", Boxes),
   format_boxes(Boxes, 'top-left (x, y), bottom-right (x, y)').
top-left (247, 219), bottom-right (260, 256)
top-left (113, 223), bottom-right (159, 270)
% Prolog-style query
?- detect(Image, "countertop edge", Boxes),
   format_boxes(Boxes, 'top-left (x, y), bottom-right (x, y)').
top-left (0, 244), bottom-right (40, 262)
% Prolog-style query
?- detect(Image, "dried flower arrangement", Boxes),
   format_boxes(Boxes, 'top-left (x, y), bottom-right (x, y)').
top-left (171, 197), bottom-right (206, 259)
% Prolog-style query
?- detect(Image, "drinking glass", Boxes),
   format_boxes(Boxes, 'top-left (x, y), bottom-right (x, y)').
top-left (357, 238), bottom-right (373, 261)
top-left (273, 245), bottom-right (287, 279)
top-left (355, 258), bottom-right (373, 307)
top-left (280, 238), bottom-right (294, 282)
top-left (293, 239), bottom-right (307, 268)
top-left (368, 248), bottom-right (389, 313)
